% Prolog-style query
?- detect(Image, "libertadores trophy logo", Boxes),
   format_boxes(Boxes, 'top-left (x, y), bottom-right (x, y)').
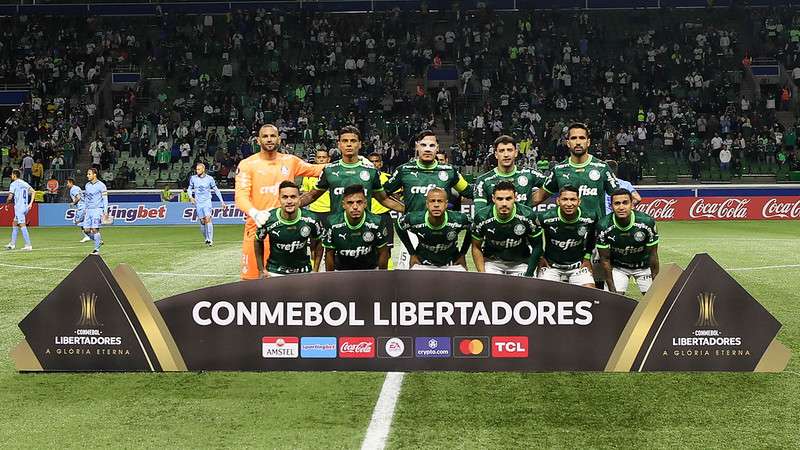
top-left (77, 292), bottom-right (102, 328)
top-left (695, 292), bottom-right (718, 328)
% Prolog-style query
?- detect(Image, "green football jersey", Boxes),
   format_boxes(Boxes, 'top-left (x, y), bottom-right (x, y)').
top-left (596, 210), bottom-right (659, 269)
top-left (315, 160), bottom-right (383, 213)
top-left (535, 207), bottom-right (597, 267)
top-left (383, 160), bottom-right (470, 212)
top-left (471, 203), bottom-right (542, 263)
top-left (541, 155), bottom-right (618, 219)
top-left (256, 209), bottom-right (323, 274)
top-left (396, 210), bottom-right (471, 266)
top-left (473, 166), bottom-right (547, 207)
top-left (322, 211), bottom-right (388, 270)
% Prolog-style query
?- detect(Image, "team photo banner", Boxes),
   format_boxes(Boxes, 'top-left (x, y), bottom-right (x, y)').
top-left (635, 196), bottom-right (800, 220)
top-left (11, 254), bottom-right (790, 373)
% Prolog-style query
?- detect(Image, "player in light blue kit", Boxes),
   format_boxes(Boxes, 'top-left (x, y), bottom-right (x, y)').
top-left (66, 177), bottom-right (92, 243)
top-left (84, 167), bottom-right (109, 255)
top-left (188, 162), bottom-right (226, 246)
top-left (5, 169), bottom-right (35, 250)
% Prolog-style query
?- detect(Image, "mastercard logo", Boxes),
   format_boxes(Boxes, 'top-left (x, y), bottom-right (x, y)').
top-left (456, 337), bottom-right (489, 358)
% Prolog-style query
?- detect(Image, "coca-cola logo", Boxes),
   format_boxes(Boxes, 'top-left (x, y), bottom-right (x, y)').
top-left (690, 198), bottom-right (750, 219)
top-left (761, 198), bottom-right (800, 219)
top-left (636, 199), bottom-right (677, 220)
top-left (338, 337), bottom-right (375, 358)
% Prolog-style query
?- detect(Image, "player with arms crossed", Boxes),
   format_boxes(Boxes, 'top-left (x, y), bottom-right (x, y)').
top-left (188, 162), bottom-right (226, 246)
top-left (66, 178), bottom-right (92, 243)
top-left (597, 188), bottom-right (660, 295)
top-left (83, 167), bottom-right (109, 255)
top-left (253, 181), bottom-right (323, 277)
top-left (473, 135), bottom-right (547, 208)
top-left (384, 130), bottom-right (470, 268)
top-left (530, 185), bottom-right (597, 287)
top-left (5, 170), bottom-right (35, 250)
top-left (396, 187), bottom-right (472, 271)
top-left (235, 124), bottom-right (324, 280)
top-left (323, 184), bottom-right (389, 271)
top-left (471, 181), bottom-right (542, 276)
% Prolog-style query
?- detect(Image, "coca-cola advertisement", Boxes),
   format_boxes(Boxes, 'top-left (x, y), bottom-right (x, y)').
top-left (636, 196), bottom-right (800, 221)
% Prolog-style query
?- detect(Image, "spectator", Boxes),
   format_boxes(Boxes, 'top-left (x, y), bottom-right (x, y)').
top-left (31, 159), bottom-right (44, 189)
top-left (719, 147), bottom-right (732, 172)
top-left (21, 154), bottom-right (34, 183)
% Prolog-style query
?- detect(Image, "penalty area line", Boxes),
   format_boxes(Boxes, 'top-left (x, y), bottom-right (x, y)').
top-left (361, 372), bottom-right (405, 450)
top-left (726, 264), bottom-right (800, 271)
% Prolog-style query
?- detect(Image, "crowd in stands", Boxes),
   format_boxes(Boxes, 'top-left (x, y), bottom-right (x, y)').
top-left (2, 5), bottom-right (800, 193)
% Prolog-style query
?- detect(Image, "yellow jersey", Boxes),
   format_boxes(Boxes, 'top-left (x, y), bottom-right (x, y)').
top-left (301, 176), bottom-right (330, 213)
top-left (370, 171), bottom-right (390, 214)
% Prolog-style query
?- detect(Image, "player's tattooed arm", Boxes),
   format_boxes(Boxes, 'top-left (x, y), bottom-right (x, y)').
top-left (311, 239), bottom-right (322, 272)
top-left (253, 239), bottom-right (267, 278)
top-left (598, 247), bottom-right (617, 293)
top-left (299, 189), bottom-right (325, 208)
top-left (471, 238), bottom-right (486, 273)
top-left (374, 190), bottom-right (405, 212)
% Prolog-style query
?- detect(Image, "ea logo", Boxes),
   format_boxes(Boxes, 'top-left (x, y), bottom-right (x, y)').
top-left (385, 338), bottom-right (405, 357)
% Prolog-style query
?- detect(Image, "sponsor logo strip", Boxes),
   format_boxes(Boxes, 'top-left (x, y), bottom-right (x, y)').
top-left (262, 336), bottom-right (299, 359)
top-left (300, 337), bottom-right (337, 358)
top-left (491, 336), bottom-right (529, 358)
top-left (414, 337), bottom-right (451, 358)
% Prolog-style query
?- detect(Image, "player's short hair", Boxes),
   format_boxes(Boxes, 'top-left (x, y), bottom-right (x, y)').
top-left (415, 130), bottom-right (436, 142)
top-left (427, 187), bottom-right (447, 198)
top-left (66, 177), bottom-right (75, 185)
top-left (606, 159), bottom-right (618, 174)
top-left (316, 148), bottom-right (330, 156)
top-left (567, 122), bottom-right (590, 137)
top-left (610, 188), bottom-right (632, 201)
top-left (368, 152), bottom-right (382, 161)
top-left (279, 180), bottom-right (299, 193)
top-left (342, 184), bottom-right (366, 199)
top-left (559, 185), bottom-right (580, 196)
top-left (259, 123), bottom-right (279, 134)
top-left (338, 125), bottom-right (361, 141)
top-left (493, 180), bottom-right (517, 194)
top-left (493, 135), bottom-right (516, 150)
top-left (87, 167), bottom-right (99, 176)
top-left (196, 162), bottom-right (206, 168)
top-left (11, 169), bottom-right (21, 178)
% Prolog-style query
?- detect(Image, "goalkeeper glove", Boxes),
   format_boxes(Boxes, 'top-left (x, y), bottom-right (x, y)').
top-left (249, 208), bottom-right (271, 227)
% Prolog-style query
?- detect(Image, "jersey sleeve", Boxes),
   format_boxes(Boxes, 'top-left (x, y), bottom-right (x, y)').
top-left (311, 215), bottom-right (324, 240)
top-left (293, 157), bottom-right (325, 178)
top-left (383, 168), bottom-right (402, 193)
top-left (187, 177), bottom-right (196, 198)
top-left (322, 224), bottom-right (334, 248)
top-left (471, 212), bottom-right (485, 241)
top-left (315, 167), bottom-right (330, 191)
top-left (595, 226), bottom-right (610, 249)
top-left (211, 178), bottom-right (224, 202)
top-left (541, 169), bottom-right (558, 194)
top-left (532, 169), bottom-right (548, 188)
top-left (603, 166), bottom-right (620, 195)
top-left (234, 160), bottom-right (255, 213)
top-left (396, 213), bottom-right (412, 231)
top-left (371, 169), bottom-right (384, 192)
top-left (472, 176), bottom-right (488, 205)
top-left (453, 170), bottom-right (470, 194)
top-left (646, 218), bottom-right (660, 247)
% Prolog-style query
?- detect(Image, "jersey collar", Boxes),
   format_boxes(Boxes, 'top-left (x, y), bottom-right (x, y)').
top-left (494, 165), bottom-right (518, 177)
top-left (558, 207), bottom-right (582, 223)
top-left (279, 208), bottom-right (302, 225)
top-left (416, 160), bottom-right (438, 170)
top-left (568, 154), bottom-right (593, 169)
top-left (339, 159), bottom-right (362, 169)
top-left (345, 212), bottom-right (367, 230)
top-left (613, 211), bottom-right (636, 231)
top-left (492, 204), bottom-right (517, 223)
top-left (424, 211), bottom-right (449, 230)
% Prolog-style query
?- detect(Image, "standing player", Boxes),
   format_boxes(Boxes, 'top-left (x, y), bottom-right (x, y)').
top-left (188, 162), bottom-right (226, 246)
top-left (5, 170), bottom-right (35, 250)
top-left (253, 181), bottom-right (323, 277)
top-left (83, 167), bottom-right (108, 255)
top-left (473, 135), bottom-right (547, 208)
top-left (301, 148), bottom-right (332, 271)
top-left (323, 185), bottom-right (389, 271)
top-left (235, 123), bottom-right (325, 280)
top-left (396, 188), bottom-right (472, 271)
top-left (531, 123), bottom-right (618, 219)
top-left (597, 188), bottom-right (660, 295)
top-left (299, 126), bottom-right (404, 214)
top-left (471, 181), bottom-right (542, 276)
top-left (384, 130), bottom-right (471, 268)
top-left (531, 186), bottom-right (597, 287)
top-left (66, 178), bottom-right (91, 243)
top-left (368, 152), bottom-right (396, 266)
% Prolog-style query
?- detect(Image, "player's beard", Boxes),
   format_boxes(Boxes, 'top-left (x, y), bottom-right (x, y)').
top-left (570, 146), bottom-right (586, 157)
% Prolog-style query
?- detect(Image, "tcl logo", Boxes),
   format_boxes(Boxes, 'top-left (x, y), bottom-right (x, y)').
top-left (491, 336), bottom-right (529, 358)
top-left (338, 337), bottom-right (375, 358)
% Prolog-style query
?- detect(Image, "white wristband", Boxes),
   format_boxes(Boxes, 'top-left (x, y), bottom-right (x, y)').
top-left (249, 208), bottom-right (260, 219)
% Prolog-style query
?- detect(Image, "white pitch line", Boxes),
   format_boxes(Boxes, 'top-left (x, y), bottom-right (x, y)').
top-left (361, 372), bottom-right (405, 450)
top-left (0, 261), bottom-right (237, 278)
top-left (0, 240), bottom-right (239, 254)
top-left (726, 264), bottom-right (800, 271)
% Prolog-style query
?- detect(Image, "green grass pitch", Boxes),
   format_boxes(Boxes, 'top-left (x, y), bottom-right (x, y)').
top-left (0, 221), bottom-right (798, 448)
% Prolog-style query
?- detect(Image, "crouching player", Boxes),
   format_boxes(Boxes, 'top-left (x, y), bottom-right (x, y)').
top-left (471, 181), bottom-right (542, 276)
top-left (597, 188), bottom-right (660, 296)
top-left (323, 184), bottom-right (389, 271)
top-left (530, 185), bottom-right (597, 287)
top-left (396, 187), bottom-right (471, 271)
top-left (253, 181), bottom-right (323, 277)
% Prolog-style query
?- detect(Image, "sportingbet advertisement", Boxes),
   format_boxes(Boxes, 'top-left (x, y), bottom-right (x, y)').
top-left (37, 202), bottom-right (246, 227)
top-left (11, 254), bottom-right (790, 373)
